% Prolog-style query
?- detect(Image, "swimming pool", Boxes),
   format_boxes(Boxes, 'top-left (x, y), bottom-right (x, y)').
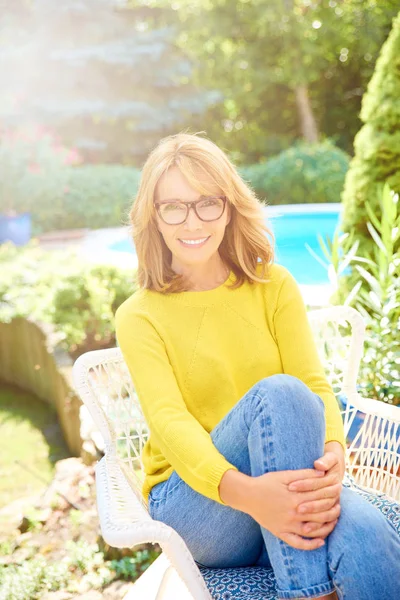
top-left (109, 203), bottom-right (342, 285)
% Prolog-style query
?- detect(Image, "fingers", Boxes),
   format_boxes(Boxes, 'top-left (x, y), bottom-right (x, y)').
top-left (281, 532), bottom-right (325, 551)
top-left (300, 519), bottom-right (339, 539)
top-left (284, 468), bottom-right (325, 484)
top-left (298, 503), bottom-right (341, 527)
top-left (314, 451), bottom-right (339, 472)
top-left (296, 497), bottom-right (338, 515)
top-left (295, 482), bottom-right (342, 504)
top-left (288, 471), bottom-right (341, 492)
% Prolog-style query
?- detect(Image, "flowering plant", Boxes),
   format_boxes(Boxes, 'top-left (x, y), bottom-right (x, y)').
top-left (0, 125), bottom-right (81, 216)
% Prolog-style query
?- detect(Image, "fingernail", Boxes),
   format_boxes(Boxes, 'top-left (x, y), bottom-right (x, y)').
top-left (288, 484), bottom-right (297, 491)
top-left (318, 540), bottom-right (325, 546)
top-left (298, 506), bottom-right (306, 513)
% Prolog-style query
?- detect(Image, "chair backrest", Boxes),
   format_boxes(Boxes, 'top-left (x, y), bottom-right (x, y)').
top-left (309, 307), bottom-right (399, 500)
top-left (72, 305), bottom-right (376, 503)
top-left (307, 305), bottom-right (365, 401)
top-left (73, 347), bottom-right (150, 508)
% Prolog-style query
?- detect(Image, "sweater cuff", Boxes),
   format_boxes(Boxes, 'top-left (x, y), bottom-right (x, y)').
top-left (325, 428), bottom-right (347, 452)
top-left (208, 462), bottom-right (239, 505)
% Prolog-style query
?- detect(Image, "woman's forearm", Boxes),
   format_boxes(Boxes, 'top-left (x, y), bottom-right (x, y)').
top-left (219, 469), bottom-right (254, 511)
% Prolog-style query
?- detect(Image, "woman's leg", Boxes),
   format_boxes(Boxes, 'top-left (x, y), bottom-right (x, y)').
top-left (243, 374), bottom-right (336, 598)
top-left (325, 485), bottom-right (400, 600)
top-left (248, 380), bottom-right (400, 599)
top-left (148, 374), bottom-right (400, 599)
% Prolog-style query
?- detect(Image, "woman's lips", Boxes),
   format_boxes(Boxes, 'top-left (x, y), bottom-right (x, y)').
top-left (178, 236), bottom-right (210, 248)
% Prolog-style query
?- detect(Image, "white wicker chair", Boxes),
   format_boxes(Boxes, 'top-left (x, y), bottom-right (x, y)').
top-left (72, 305), bottom-right (400, 600)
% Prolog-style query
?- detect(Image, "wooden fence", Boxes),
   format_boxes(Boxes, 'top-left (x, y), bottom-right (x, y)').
top-left (0, 317), bottom-right (82, 455)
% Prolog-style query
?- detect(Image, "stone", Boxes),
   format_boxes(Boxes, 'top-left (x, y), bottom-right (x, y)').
top-left (103, 580), bottom-right (135, 599)
top-left (40, 591), bottom-right (73, 600)
top-left (81, 439), bottom-right (100, 466)
top-left (71, 591), bottom-right (102, 600)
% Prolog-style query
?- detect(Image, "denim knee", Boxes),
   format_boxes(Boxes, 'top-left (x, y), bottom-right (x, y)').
top-left (245, 374), bottom-right (326, 472)
top-left (251, 374), bottom-right (325, 420)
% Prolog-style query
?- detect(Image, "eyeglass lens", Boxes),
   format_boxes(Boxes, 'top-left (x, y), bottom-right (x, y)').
top-left (159, 196), bottom-right (225, 224)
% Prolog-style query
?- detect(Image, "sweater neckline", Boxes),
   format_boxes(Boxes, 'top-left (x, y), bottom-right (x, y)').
top-left (167, 269), bottom-right (236, 305)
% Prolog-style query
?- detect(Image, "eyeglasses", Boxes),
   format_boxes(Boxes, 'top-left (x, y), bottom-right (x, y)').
top-left (154, 195), bottom-right (227, 225)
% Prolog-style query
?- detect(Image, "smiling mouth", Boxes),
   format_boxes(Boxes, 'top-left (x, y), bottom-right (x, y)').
top-left (178, 236), bottom-right (210, 247)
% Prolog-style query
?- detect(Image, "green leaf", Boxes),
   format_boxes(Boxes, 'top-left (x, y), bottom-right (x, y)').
top-left (366, 222), bottom-right (387, 254)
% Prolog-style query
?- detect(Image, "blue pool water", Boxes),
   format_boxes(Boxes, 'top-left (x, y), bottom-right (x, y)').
top-left (109, 204), bottom-right (342, 285)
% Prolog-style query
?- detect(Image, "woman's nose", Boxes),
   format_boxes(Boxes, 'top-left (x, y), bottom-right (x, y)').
top-left (184, 205), bottom-right (203, 229)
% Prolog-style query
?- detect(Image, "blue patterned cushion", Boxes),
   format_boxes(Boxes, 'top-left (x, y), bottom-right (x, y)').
top-left (198, 565), bottom-right (277, 600)
top-left (197, 475), bottom-right (400, 599)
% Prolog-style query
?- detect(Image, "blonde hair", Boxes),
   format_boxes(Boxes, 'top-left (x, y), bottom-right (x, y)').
top-left (128, 131), bottom-right (275, 292)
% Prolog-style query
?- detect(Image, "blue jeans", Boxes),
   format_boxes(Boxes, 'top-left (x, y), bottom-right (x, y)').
top-left (148, 375), bottom-right (400, 599)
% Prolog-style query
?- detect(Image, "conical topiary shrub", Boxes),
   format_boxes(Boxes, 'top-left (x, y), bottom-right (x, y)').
top-left (340, 11), bottom-right (400, 255)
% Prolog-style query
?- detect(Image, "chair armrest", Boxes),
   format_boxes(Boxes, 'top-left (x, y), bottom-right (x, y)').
top-left (95, 455), bottom-right (212, 600)
top-left (345, 393), bottom-right (400, 423)
top-left (342, 393), bottom-right (399, 501)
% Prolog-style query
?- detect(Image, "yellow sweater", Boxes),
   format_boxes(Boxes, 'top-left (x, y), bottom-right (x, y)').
top-left (114, 263), bottom-right (346, 508)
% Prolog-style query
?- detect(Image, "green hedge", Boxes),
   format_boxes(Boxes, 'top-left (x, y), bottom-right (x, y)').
top-left (29, 165), bottom-right (141, 235)
top-left (8, 142), bottom-right (349, 235)
top-left (58, 165), bottom-right (141, 231)
top-left (239, 141), bottom-right (350, 205)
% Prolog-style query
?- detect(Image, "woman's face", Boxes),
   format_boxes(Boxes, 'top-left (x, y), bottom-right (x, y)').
top-left (154, 165), bottom-right (231, 271)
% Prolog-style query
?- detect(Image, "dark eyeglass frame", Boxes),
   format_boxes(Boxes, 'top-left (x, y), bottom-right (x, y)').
top-left (154, 195), bottom-right (227, 225)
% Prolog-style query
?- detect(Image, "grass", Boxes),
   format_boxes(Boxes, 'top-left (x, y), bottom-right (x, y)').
top-left (0, 384), bottom-right (70, 510)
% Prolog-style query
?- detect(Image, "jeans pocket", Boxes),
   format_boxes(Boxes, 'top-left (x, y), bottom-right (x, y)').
top-left (149, 477), bottom-right (175, 521)
top-left (148, 497), bottom-right (163, 521)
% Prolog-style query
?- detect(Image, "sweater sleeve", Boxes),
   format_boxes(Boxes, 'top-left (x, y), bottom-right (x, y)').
top-left (272, 268), bottom-right (346, 451)
top-left (114, 304), bottom-right (238, 505)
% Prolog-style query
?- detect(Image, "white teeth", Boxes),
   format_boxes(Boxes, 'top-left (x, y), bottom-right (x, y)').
top-left (179, 237), bottom-right (209, 245)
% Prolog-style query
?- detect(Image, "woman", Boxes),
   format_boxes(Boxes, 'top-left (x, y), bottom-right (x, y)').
top-left (115, 132), bottom-right (400, 600)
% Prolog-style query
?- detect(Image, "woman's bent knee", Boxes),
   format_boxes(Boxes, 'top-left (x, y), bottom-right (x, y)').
top-left (251, 374), bottom-right (325, 418)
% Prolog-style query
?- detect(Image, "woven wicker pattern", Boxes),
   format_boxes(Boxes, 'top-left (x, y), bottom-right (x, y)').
top-left (73, 305), bottom-right (400, 600)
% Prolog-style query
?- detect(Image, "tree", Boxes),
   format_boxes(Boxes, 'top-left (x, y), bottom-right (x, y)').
top-left (0, 0), bottom-right (217, 165)
top-left (340, 10), bottom-right (400, 254)
top-left (131, 0), bottom-right (399, 163)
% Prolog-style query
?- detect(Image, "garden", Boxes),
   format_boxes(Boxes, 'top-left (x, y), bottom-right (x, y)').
top-left (0, 1), bottom-right (399, 599)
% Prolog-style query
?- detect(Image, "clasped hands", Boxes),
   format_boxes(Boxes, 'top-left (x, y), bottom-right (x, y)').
top-left (249, 441), bottom-right (345, 551)
top-left (286, 441), bottom-right (345, 548)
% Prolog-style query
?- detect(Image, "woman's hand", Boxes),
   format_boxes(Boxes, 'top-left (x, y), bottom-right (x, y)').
top-left (287, 442), bottom-right (345, 536)
top-left (246, 469), bottom-right (342, 551)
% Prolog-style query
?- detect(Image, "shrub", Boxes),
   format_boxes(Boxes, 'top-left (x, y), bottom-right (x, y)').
top-left (0, 132), bottom-right (140, 234)
top-left (239, 141), bottom-right (350, 205)
top-left (0, 241), bottom-right (136, 357)
top-left (49, 164), bottom-right (141, 232)
top-left (110, 549), bottom-right (160, 581)
top-left (323, 183), bottom-right (400, 405)
top-left (0, 543), bottom-right (159, 600)
top-left (0, 125), bottom-right (79, 219)
top-left (341, 12), bottom-right (400, 256)
top-left (0, 556), bottom-right (70, 600)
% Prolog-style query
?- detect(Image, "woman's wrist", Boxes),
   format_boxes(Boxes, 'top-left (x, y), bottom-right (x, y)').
top-left (219, 468), bottom-right (254, 511)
